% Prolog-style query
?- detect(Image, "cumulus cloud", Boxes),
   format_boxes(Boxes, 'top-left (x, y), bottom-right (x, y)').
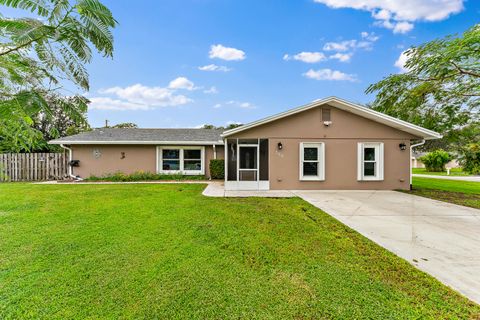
top-left (168, 77), bottom-right (195, 90)
top-left (394, 50), bottom-right (410, 72)
top-left (204, 86), bottom-right (218, 94)
top-left (329, 52), bottom-right (352, 62)
top-left (91, 82), bottom-right (194, 111)
top-left (209, 44), bottom-right (246, 61)
top-left (283, 52), bottom-right (327, 63)
top-left (303, 69), bottom-right (356, 81)
top-left (285, 32), bottom-right (377, 66)
top-left (226, 100), bottom-right (256, 109)
top-left (89, 97), bottom-right (150, 111)
top-left (323, 40), bottom-right (357, 52)
top-left (198, 64), bottom-right (231, 72)
top-left (313, 0), bottom-right (463, 33)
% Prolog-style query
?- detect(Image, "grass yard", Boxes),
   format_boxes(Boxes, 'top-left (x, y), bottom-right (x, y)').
top-left (412, 167), bottom-right (471, 176)
top-left (409, 177), bottom-right (480, 209)
top-left (0, 184), bottom-right (478, 319)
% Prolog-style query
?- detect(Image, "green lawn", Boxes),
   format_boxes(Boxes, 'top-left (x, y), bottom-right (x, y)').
top-left (412, 167), bottom-right (471, 176)
top-left (0, 184), bottom-right (478, 319)
top-left (409, 177), bottom-right (480, 209)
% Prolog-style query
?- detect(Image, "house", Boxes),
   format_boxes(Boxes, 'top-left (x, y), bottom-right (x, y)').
top-left (49, 97), bottom-right (441, 190)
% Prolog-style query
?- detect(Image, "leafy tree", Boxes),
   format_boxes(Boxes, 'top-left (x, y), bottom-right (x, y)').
top-left (459, 143), bottom-right (480, 174)
top-left (0, 0), bottom-right (117, 151)
top-left (111, 122), bottom-right (138, 128)
top-left (366, 24), bottom-right (479, 143)
top-left (202, 123), bottom-right (243, 130)
top-left (225, 123), bottom-right (243, 130)
top-left (419, 150), bottom-right (452, 172)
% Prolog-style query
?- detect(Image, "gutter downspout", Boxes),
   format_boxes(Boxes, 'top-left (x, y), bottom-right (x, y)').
top-left (60, 144), bottom-right (82, 181)
top-left (410, 139), bottom-right (425, 190)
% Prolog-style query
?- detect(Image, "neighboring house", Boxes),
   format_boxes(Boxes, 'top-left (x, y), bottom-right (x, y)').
top-left (411, 151), bottom-right (460, 169)
top-left (49, 96), bottom-right (441, 190)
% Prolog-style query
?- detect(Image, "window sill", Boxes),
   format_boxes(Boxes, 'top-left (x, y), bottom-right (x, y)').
top-left (159, 170), bottom-right (204, 175)
top-left (300, 177), bottom-right (325, 181)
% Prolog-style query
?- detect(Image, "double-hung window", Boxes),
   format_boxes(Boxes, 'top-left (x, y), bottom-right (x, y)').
top-left (158, 147), bottom-right (204, 175)
top-left (357, 142), bottom-right (384, 181)
top-left (299, 142), bottom-right (325, 181)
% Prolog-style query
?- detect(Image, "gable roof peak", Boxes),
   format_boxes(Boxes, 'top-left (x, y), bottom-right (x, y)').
top-left (222, 96), bottom-right (441, 140)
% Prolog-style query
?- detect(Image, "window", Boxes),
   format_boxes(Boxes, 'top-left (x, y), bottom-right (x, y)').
top-left (300, 142), bottom-right (325, 181)
top-left (158, 147), bottom-right (204, 175)
top-left (183, 149), bottom-right (201, 171)
top-left (357, 142), bottom-right (384, 181)
top-left (162, 149), bottom-right (180, 171)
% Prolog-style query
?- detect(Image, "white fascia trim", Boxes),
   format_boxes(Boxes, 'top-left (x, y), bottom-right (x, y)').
top-left (49, 140), bottom-right (224, 145)
top-left (221, 96), bottom-right (442, 140)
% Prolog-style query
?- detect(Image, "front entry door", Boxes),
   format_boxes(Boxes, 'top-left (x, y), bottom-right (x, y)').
top-left (239, 145), bottom-right (258, 181)
top-left (236, 145), bottom-right (259, 190)
top-left (225, 138), bottom-right (269, 191)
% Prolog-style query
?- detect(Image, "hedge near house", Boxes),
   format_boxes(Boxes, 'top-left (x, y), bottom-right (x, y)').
top-left (419, 150), bottom-right (452, 172)
top-left (209, 159), bottom-right (224, 179)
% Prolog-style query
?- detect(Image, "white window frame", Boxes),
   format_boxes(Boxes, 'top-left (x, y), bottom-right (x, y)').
top-left (357, 142), bottom-right (384, 181)
top-left (157, 146), bottom-right (205, 175)
top-left (299, 142), bottom-right (325, 181)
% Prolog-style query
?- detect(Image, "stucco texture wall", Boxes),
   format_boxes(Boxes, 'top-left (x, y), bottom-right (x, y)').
top-left (71, 145), bottom-right (224, 178)
top-left (228, 105), bottom-right (419, 190)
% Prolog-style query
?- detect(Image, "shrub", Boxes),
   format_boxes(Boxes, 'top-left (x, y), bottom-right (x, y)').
top-left (459, 143), bottom-right (480, 175)
top-left (85, 171), bottom-right (206, 182)
top-left (209, 159), bottom-right (224, 179)
top-left (419, 149), bottom-right (451, 172)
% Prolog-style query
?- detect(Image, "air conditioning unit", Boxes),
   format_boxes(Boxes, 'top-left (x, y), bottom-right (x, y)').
top-left (323, 121), bottom-right (332, 126)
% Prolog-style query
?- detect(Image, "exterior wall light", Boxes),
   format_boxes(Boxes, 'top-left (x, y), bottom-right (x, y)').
top-left (399, 143), bottom-right (407, 151)
top-left (277, 142), bottom-right (283, 150)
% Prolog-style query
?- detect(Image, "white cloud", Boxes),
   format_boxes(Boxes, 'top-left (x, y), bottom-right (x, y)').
top-left (209, 44), bottom-right (246, 61)
top-left (213, 103), bottom-right (222, 109)
top-left (93, 82), bottom-right (193, 111)
top-left (286, 32), bottom-right (378, 66)
top-left (323, 40), bottom-right (357, 52)
top-left (360, 31), bottom-right (379, 42)
top-left (329, 52), bottom-right (352, 62)
top-left (303, 69), bottom-right (356, 81)
top-left (198, 64), bottom-right (231, 72)
top-left (392, 21), bottom-right (414, 34)
top-left (394, 50), bottom-right (410, 72)
top-left (313, 0), bottom-right (464, 33)
top-left (226, 100), bottom-right (256, 109)
top-left (204, 86), bottom-right (218, 94)
top-left (283, 52), bottom-right (327, 63)
top-left (168, 77), bottom-right (195, 90)
top-left (89, 97), bottom-right (150, 111)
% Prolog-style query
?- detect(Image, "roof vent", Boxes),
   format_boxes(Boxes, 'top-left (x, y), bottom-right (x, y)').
top-left (322, 108), bottom-right (331, 126)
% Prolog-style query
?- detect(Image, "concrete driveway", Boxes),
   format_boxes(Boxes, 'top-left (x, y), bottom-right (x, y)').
top-left (292, 190), bottom-right (480, 304)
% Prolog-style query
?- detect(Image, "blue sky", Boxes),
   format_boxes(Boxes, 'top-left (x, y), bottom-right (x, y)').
top-left (77, 1), bottom-right (478, 127)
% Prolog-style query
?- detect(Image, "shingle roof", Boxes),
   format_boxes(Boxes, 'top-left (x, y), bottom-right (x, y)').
top-left (49, 128), bottom-right (225, 145)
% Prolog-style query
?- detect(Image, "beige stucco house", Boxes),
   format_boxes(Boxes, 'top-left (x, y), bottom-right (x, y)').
top-left (50, 97), bottom-right (441, 190)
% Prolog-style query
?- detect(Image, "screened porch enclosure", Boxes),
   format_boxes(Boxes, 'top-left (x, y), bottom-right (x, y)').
top-left (225, 138), bottom-right (269, 190)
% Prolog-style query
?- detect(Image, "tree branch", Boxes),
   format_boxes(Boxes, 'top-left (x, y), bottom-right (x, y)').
top-left (450, 61), bottom-right (480, 78)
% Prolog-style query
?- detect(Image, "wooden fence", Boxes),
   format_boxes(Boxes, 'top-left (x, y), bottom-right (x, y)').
top-left (0, 153), bottom-right (68, 182)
